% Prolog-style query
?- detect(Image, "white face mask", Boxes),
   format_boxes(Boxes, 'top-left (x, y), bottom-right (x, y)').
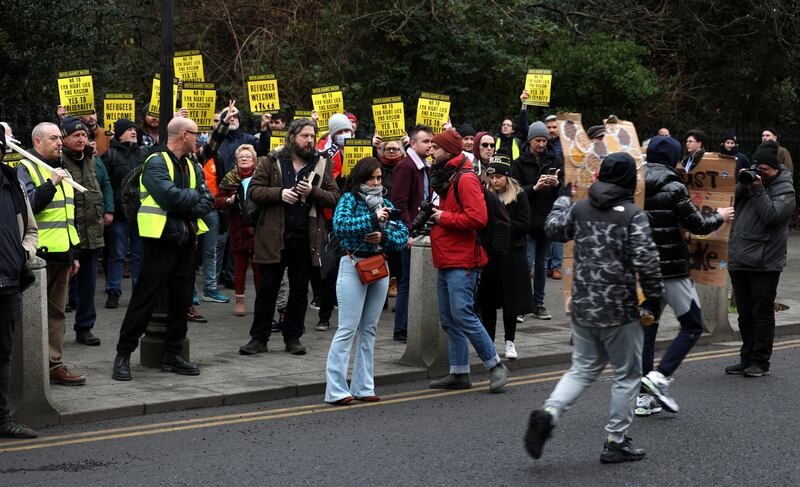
top-left (335, 132), bottom-right (353, 146)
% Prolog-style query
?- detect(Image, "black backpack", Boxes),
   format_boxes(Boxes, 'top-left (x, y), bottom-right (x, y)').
top-left (120, 164), bottom-right (145, 220)
top-left (452, 169), bottom-right (512, 257)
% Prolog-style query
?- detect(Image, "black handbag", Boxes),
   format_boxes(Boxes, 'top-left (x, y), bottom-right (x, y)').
top-left (320, 232), bottom-right (344, 282)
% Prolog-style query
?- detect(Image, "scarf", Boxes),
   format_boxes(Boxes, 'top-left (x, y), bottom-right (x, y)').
top-left (238, 165), bottom-right (255, 179)
top-left (359, 184), bottom-right (386, 232)
top-left (429, 156), bottom-right (465, 196)
top-left (380, 153), bottom-right (402, 167)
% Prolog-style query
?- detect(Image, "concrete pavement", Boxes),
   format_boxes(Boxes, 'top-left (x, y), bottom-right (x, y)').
top-left (40, 234), bottom-right (800, 425)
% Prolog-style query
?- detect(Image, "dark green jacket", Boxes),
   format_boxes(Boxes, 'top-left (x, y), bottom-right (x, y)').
top-left (62, 149), bottom-right (105, 249)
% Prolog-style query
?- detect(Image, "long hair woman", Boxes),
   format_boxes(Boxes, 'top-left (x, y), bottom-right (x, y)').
top-left (477, 155), bottom-right (534, 359)
top-left (325, 157), bottom-right (409, 405)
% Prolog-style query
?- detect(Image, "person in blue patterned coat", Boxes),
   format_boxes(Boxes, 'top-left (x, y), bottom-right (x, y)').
top-left (324, 157), bottom-right (408, 405)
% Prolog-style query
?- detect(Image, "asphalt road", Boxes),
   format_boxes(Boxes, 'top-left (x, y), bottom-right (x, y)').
top-left (2, 338), bottom-right (800, 486)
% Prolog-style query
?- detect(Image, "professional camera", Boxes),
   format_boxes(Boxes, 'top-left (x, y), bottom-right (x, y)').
top-left (738, 165), bottom-right (762, 185)
top-left (411, 199), bottom-right (436, 236)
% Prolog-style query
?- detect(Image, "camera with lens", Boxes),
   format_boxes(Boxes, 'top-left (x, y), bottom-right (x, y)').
top-left (738, 165), bottom-right (762, 185)
top-left (411, 199), bottom-right (436, 236)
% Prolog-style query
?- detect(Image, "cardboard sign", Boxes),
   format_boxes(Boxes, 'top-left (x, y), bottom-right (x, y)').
top-left (415, 92), bottom-right (450, 134)
top-left (182, 82), bottom-right (216, 131)
top-left (372, 96), bottom-right (405, 141)
top-left (269, 130), bottom-right (288, 151)
top-left (148, 74), bottom-right (179, 118)
top-left (173, 50), bottom-right (204, 81)
top-left (557, 113), bottom-right (645, 298)
top-left (103, 94), bottom-right (135, 136)
top-left (311, 86), bottom-right (344, 132)
top-left (682, 153), bottom-right (736, 286)
top-left (523, 69), bottom-right (553, 107)
top-left (57, 70), bottom-right (95, 116)
top-left (342, 139), bottom-right (373, 177)
top-left (247, 74), bottom-right (280, 114)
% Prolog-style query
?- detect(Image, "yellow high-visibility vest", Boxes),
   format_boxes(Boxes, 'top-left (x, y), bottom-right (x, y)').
top-left (495, 137), bottom-right (520, 161)
top-left (138, 152), bottom-right (208, 239)
top-left (19, 159), bottom-right (80, 252)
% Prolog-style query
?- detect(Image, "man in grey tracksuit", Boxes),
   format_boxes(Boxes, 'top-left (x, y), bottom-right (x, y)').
top-left (524, 152), bottom-right (663, 464)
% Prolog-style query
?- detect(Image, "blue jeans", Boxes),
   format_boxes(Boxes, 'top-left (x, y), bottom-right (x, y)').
top-left (526, 234), bottom-right (550, 306)
top-left (547, 241), bottom-right (563, 271)
top-left (437, 268), bottom-right (501, 374)
top-left (75, 248), bottom-right (100, 331)
top-left (325, 256), bottom-right (390, 402)
top-left (201, 210), bottom-right (223, 294)
top-left (105, 219), bottom-right (141, 296)
top-left (393, 247), bottom-right (411, 335)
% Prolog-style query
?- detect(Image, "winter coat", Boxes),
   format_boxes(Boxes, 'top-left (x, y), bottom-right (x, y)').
top-left (216, 168), bottom-right (254, 253)
top-left (644, 162), bottom-right (724, 278)
top-left (216, 129), bottom-right (257, 184)
top-left (511, 147), bottom-right (562, 235)
top-left (61, 149), bottom-right (105, 249)
top-left (545, 181), bottom-right (663, 327)
top-left (102, 138), bottom-right (148, 218)
top-left (429, 155), bottom-right (488, 269)
top-left (728, 168), bottom-right (795, 272)
top-left (477, 190), bottom-right (534, 316)
top-left (333, 193), bottom-right (409, 255)
top-left (718, 144), bottom-right (751, 174)
top-left (140, 149), bottom-right (214, 246)
top-left (680, 150), bottom-right (705, 172)
top-left (391, 154), bottom-right (430, 230)
top-left (95, 159), bottom-right (114, 214)
top-left (248, 151), bottom-right (340, 267)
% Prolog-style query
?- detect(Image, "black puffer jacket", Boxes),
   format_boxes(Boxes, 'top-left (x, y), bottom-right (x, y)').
top-left (644, 162), bottom-right (724, 278)
top-left (511, 147), bottom-right (562, 235)
top-left (102, 138), bottom-right (148, 218)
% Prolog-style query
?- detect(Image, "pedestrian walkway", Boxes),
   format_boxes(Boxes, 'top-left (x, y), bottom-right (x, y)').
top-left (49, 235), bottom-right (800, 424)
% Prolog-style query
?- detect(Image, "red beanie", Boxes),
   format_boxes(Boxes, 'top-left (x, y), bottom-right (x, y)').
top-left (432, 129), bottom-right (463, 156)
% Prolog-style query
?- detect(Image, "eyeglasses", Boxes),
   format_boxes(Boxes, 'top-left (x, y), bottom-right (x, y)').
top-left (238, 154), bottom-right (254, 160)
top-left (185, 130), bottom-right (200, 137)
top-left (480, 143), bottom-right (495, 148)
top-left (384, 147), bottom-right (401, 152)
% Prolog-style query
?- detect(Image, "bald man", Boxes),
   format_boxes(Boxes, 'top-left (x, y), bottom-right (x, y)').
top-left (112, 117), bottom-right (214, 381)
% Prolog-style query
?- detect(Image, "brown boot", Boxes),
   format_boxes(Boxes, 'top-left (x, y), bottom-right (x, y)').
top-left (551, 268), bottom-right (562, 280)
top-left (50, 365), bottom-right (86, 386)
top-left (234, 295), bottom-right (246, 316)
top-left (388, 277), bottom-right (398, 297)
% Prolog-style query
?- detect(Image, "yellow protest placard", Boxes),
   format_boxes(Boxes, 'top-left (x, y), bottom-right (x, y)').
top-left (3, 152), bottom-right (23, 168)
top-left (247, 74), bottom-right (280, 115)
top-left (269, 130), bottom-right (288, 151)
top-left (103, 94), bottom-right (135, 136)
top-left (342, 139), bottom-right (373, 177)
top-left (57, 70), bottom-right (95, 116)
top-left (173, 50), bottom-right (204, 81)
top-left (415, 92), bottom-right (450, 134)
top-left (293, 110), bottom-right (313, 121)
top-left (311, 86), bottom-right (344, 132)
top-left (523, 69), bottom-right (553, 107)
top-left (182, 82), bottom-right (216, 131)
top-left (372, 96), bottom-right (405, 141)
top-left (148, 74), bottom-right (179, 118)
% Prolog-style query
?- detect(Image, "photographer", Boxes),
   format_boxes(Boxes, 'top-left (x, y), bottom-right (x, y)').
top-left (726, 141), bottom-right (795, 378)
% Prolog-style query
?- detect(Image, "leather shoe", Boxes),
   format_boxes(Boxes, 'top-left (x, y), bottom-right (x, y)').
top-left (161, 354), bottom-right (200, 376)
top-left (239, 338), bottom-right (269, 355)
top-left (112, 353), bottom-right (132, 381)
top-left (76, 330), bottom-right (101, 346)
top-left (284, 338), bottom-right (307, 355)
top-left (50, 365), bottom-right (86, 386)
top-left (105, 294), bottom-right (119, 309)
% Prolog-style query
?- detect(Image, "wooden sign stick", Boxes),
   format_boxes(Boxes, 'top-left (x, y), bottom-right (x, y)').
top-left (7, 140), bottom-right (88, 193)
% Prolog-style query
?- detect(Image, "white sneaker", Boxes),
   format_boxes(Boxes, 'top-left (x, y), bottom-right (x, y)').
top-left (642, 371), bottom-right (679, 413)
top-left (504, 341), bottom-right (518, 360)
top-left (634, 393), bottom-right (662, 417)
top-left (516, 315), bottom-right (525, 323)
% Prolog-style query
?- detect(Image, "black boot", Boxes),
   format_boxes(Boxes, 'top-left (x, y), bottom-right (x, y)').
top-left (162, 354), bottom-right (200, 376)
top-left (112, 353), bottom-right (132, 381)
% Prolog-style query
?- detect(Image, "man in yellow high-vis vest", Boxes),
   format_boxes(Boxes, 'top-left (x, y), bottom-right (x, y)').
top-left (17, 122), bottom-right (87, 385)
top-left (112, 117), bottom-right (213, 381)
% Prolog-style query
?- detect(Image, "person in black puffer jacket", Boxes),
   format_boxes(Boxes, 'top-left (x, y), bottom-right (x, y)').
top-left (101, 118), bottom-right (148, 307)
top-left (636, 136), bottom-right (734, 417)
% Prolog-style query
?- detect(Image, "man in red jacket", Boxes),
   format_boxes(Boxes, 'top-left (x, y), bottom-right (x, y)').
top-left (426, 129), bottom-right (509, 393)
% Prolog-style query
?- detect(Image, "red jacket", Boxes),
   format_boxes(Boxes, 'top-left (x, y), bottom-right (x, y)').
top-left (430, 155), bottom-right (488, 269)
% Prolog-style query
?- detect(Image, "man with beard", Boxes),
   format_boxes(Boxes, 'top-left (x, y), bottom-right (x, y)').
top-left (17, 122), bottom-right (86, 385)
top-left (140, 104), bottom-right (161, 149)
top-left (239, 119), bottom-right (339, 356)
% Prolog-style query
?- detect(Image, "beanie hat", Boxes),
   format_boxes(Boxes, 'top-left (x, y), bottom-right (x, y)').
top-left (526, 121), bottom-right (548, 142)
top-left (586, 125), bottom-right (606, 140)
top-left (61, 117), bottom-right (89, 137)
top-left (345, 112), bottom-right (358, 124)
top-left (457, 123), bottom-right (476, 138)
top-left (327, 113), bottom-right (352, 136)
top-left (598, 152), bottom-right (637, 192)
top-left (722, 131), bottom-right (736, 144)
top-left (432, 129), bottom-right (463, 156)
top-left (753, 141), bottom-right (781, 169)
top-left (763, 127), bottom-right (779, 138)
top-left (112, 118), bottom-right (138, 141)
top-left (487, 155), bottom-right (512, 176)
top-left (646, 136), bottom-right (682, 168)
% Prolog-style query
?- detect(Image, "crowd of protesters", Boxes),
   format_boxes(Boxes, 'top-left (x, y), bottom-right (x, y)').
top-left (0, 88), bottom-right (795, 466)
